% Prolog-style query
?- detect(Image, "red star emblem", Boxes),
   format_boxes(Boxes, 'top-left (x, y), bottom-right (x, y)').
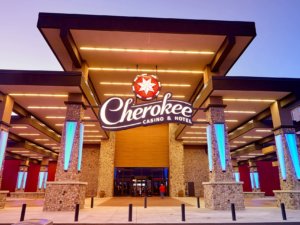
top-left (132, 74), bottom-right (161, 100)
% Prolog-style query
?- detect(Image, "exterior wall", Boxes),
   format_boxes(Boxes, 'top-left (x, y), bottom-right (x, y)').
top-left (169, 123), bottom-right (185, 197)
top-left (184, 146), bottom-right (209, 197)
top-left (97, 132), bottom-right (116, 197)
top-left (80, 144), bottom-right (100, 197)
top-left (115, 124), bottom-right (169, 167)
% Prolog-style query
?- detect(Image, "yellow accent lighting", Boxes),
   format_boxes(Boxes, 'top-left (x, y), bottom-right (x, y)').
top-left (225, 110), bottom-right (256, 114)
top-left (28, 106), bottom-right (67, 109)
top-left (100, 82), bottom-right (191, 87)
top-left (89, 67), bottom-right (203, 74)
top-left (80, 47), bottom-right (214, 55)
top-left (223, 98), bottom-right (275, 103)
top-left (10, 94), bottom-right (67, 97)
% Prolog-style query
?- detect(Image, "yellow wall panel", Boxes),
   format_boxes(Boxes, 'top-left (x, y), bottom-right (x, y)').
top-left (115, 124), bottom-right (169, 167)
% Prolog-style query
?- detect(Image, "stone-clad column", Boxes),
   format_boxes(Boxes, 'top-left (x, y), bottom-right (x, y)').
top-left (0, 95), bottom-right (14, 189)
top-left (37, 157), bottom-right (49, 192)
top-left (203, 97), bottom-right (244, 210)
top-left (97, 132), bottom-right (115, 197)
top-left (43, 93), bottom-right (87, 211)
top-left (15, 159), bottom-right (29, 192)
top-left (271, 101), bottom-right (300, 209)
top-left (169, 123), bottom-right (185, 197)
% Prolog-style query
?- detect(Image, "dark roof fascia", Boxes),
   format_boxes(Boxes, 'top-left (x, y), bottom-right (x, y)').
top-left (37, 12), bottom-right (256, 36)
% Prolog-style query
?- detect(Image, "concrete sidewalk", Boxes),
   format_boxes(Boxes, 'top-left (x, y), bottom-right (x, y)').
top-left (0, 197), bottom-right (299, 224)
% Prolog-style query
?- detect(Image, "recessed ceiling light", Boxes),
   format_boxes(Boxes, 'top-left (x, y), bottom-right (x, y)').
top-left (10, 94), bottom-right (67, 97)
top-left (19, 133), bottom-right (40, 136)
top-left (226, 119), bottom-right (238, 123)
top-left (84, 130), bottom-right (100, 133)
top-left (186, 132), bottom-right (206, 134)
top-left (80, 47), bottom-right (214, 55)
top-left (89, 67), bottom-right (203, 74)
top-left (223, 98), bottom-right (274, 103)
top-left (84, 139), bottom-right (101, 141)
top-left (11, 126), bottom-right (27, 129)
top-left (191, 126), bottom-right (206, 129)
top-left (182, 136), bottom-right (206, 139)
top-left (233, 141), bottom-right (247, 144)
top-left (100, 82), bottom-right (191, 87)
top-left (225, 110), bottom-right (256, 114)
top-left (84, 135), bottom-right (103, 138)
top-left (46, 116), bottom-right (91, 119)
top-left (255, 129), bottom-right (272, 133)
top-left (28, 106), bottom-right (67, 109)
top-left (243, 136), bottom-right (262, 139)
top-left (10, 150), bottom-right (31, 153)
top-left (44, 143), bottom-right (57, 146)
top-left (34, 139), bottom-right (49, 141)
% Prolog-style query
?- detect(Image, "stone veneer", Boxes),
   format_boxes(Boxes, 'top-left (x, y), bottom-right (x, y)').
top-left (203, 100), bottom-right (244, 210)
top-left (184, 146), bottom-right (209, 197)
top-left (44, 100), bottom-right (87, 211)
top-left (97, 132), bottom-right (115, 197)
top-left (0, 191), bottom-right (9, 209)
top-left (273, 190), bottom-right (300, 209)
top-left (43, 181), bottom-right (87, 211)
top-left (273, 128), bottom-right (300, 209)
top-left (203, 182), bottom-right (245, 210)
top-left (169, 123), bottom-right (185, 197)
top-left (80, 145), bottom-right (100, 197)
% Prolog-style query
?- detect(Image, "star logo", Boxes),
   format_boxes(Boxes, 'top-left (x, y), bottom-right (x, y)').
top-left (132, 74), bottom-right (161, 100)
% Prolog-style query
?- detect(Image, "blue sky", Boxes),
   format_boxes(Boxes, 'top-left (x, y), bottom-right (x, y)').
top-left (0, 0), bottom-right (300, 78)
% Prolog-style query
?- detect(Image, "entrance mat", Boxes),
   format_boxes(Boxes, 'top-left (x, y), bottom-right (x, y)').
top-left (98, 197), bottom-right (192, 207)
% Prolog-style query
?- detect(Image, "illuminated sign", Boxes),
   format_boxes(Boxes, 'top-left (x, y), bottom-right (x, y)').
top-left (132, 74), bottom-right (161, 101)
top-left (100, 92), bottom-right (193, 131)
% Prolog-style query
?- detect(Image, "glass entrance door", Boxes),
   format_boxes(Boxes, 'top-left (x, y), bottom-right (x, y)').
top-left (114, 167), bottom-right (168, 196)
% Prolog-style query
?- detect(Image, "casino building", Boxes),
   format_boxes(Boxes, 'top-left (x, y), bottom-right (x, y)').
top-left (0, 13), bottom-right (300, 211)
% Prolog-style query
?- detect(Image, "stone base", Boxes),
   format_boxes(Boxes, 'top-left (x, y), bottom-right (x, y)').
top-left (0, 191), bottom-right (9, 209)
top-left (243, 192), bottom-right (265, 198)
top-left (43, 181), bottom-right (87, 211)
top-left (203, 182), bottom-right (245, 210)
top-left (273, 190), bottom-right (300, 209)
top-left (10, 192), bottom-right (45, 199)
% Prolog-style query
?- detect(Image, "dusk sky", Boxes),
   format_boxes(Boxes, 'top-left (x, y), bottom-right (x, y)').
top-left (0, 0), bottom-right (300, 78)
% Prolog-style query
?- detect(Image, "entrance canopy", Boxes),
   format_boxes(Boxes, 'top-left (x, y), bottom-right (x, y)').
top-left (1, 13), bottom-right (300, 163)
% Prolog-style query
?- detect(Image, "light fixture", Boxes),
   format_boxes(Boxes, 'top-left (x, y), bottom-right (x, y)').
top-left (28, 106), bottom-right (67, 109)
top-left (44, 143), bottom-right (57, 146)
top-left (10, 150), bottom-right (31, 153)
top-left (34, 139), bottom-right (49, 141)
top-left (10, 93), bottom-right (68, 97)
top-left (84, 139), bottom-right (101, 141)
top-left (104, 93), bottom-right (134, 97)
top-left (19, 133), bottom-right (40, 136)
top-left (80, 47), bottom-right (214, 55)
top-left (84, 130), bottom-right (100, 133)
top-left (230, 145), bottom-right (238, 148)
top-left (11, 126), bottom-right (27, 129)
top-left (182, 136), bottom-right (206, 139)
top-left (243, 136), bottom-right (262, 139)
top-left (206, 125), bottom-right (213, 172)
top-left (84, 135), bottom-right (103, 138)
top-left (233, 141), bottom-right (247, 144)
top-left (190, 127), bottom-right (206, 129)
top-left (225, 110), bottom-right (256, 114)
top-left (89, 67), bottom-right (204, 74)
top-left (223, 98), bottom-right (274, 103)
top-left (182, 140), bottom-right (206, 143)
top-left (100, 82), bottom-right (191, 87)
top-left (46, 116), bottom-right (91, 119)
top-left (256, 129), bottom-right (272, 133)
top-left (84, 124), bottom-right (96, 127)
top-left (225, 119), bottom-right (238, 123)
top-left (185, 132), bottom-right (206, 135)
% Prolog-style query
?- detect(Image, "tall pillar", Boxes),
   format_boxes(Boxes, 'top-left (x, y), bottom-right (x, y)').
top-left (37, 157), bottom-right (49, 192)
top-left (43, 93), bottom-right (87, 211)
top-left (203, 97), bottom-right (244, 210)
top-left (0, 95), bottom-right (14, 189)
top-left (15, 159), bottom-right (29, 192)
top-left (248, 161), bottom-right (261, 192)
top-left (271, 101), bottom-right (300, 209)
top-left (97, 132), bottom-right (115, 197)
top-left (169, 123), bottom-right (185, 197)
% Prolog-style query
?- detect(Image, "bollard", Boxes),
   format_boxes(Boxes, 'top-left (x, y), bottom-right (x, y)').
top-left (20, 203), bottom-right (27, 221)
top-left (91, 197), bottom-right (94, 208)
top-left (144, 196), bottom-right (147, 208)
top-left (128, 204), bottom-right (133, 222)
top-left (74, 204), bottom-right (80, 222)
top-left (197, 197), bottom-right (200, 208)
top-left (181, 204), bottom-right (186, 222)
top-left (231, 203), bottom-right (236, 221)
top-left (280, 203), bottom-right (287, 220)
